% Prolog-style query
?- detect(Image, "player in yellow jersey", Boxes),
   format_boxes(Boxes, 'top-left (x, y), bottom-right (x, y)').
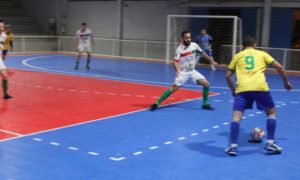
top-left (225, 36), bottom-right (292, 156)
top-left (2, 24), bottom-right (14, 61)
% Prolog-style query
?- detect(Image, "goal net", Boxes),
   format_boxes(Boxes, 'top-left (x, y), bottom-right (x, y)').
top-left (166, 15), bottom-right (242, 64)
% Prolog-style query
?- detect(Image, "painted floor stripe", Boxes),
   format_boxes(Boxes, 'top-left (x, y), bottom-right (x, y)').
top-left (212, 125), bottom-right (220, 129)
top-left (164, 141), bottom-right (173, 145)
top-left (133, 151), bottom-right (143, 156)
top-left (110, 157), bottom-right (126, 161)
top-left (190, 133), bottom-right (198, 136)
top-left (88, 152), bottom-right (99, 156)
top-left (33, 138), bottom-right (43, 141)
top-left (68, 147), bottom-right (79, 151)
top-left (50, 142), bottom-right (60, 146)
top-left (149, 146), bottom-right (159, 150)
top-left (202, 129), bottom-right (209, 132)
top-left (178, 137), bottom-right (186, 140)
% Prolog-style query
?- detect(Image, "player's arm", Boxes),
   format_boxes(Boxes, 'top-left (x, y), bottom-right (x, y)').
top-left (226, 69), bottom-right (236, 96)
top-left (202, 51), bottom-right (218, 66)
top-left (173, 59), bottom-right (181, 75)
top-left (9, 34), bottom-right (13, 50)
top-left (271, 61), bottom-right (292, 90)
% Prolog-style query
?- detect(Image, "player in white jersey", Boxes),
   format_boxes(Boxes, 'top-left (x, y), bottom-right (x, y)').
top-left (74, 23), bottom-right (93, 70)
top-left (0, 20), bottom-right (12, 99)
top-left (150, 31), bottom-right (217, 111)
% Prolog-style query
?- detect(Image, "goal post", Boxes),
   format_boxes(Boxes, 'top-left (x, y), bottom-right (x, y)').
top-left (166, 15), bottom-right (242, 64)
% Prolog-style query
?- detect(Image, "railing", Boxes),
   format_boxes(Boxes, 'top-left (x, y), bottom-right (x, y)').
top-left (12, 36), bottom-right (300, 71)
top-left (221, 45), bottom-right (300, 71)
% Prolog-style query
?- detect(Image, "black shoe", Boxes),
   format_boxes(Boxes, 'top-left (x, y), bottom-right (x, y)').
top-left (149, 104), bottom-right (158, 111)
top-left (74, 65), bottom-right (79, 70)
top-left (3, 94), bottom-right (13, 99)
top-left (86, 64), bottom-right (90, 70)
top-left (202, 104), bottom-right (214, 110)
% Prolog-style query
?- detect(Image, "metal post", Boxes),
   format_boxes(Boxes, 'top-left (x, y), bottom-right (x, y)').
top-left (261, 0), bottom-right (272, 47)
top-left (232, 16), bottom-right (238, 58)
top-left (166, 15), bottom-right (171, 64)
top-left (144, 41), bottom-right (147, 58)
top-left (22, 37), bottom-right (26, 52)
top-left (117, 0), bottom-right (123, 56)
top-left (282, 49), bottom-right (288, 69)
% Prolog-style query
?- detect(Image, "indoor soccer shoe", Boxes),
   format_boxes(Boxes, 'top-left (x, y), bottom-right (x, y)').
top-left (225, 146), bottom-right (238, 156)
top-left (3, 94), bottom-right (13, 99)
top-left (149, 103), bottom-right (158, 111)
top-left (86, 64), bottom-right (90, 70)
top-left (202, 104), bottom-right (214, 110)
top-left (74, 65), bottom-right (79, 70)
top-left (264, 142), bottom-right (282, 154)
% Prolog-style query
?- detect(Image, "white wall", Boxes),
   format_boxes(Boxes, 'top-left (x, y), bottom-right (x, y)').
top-left (21, 0), bottom-right (67, 34)
top-left (122, 1), bottom-right (186, 41)
top-left (65, 1), bottom-right (187, 40)
top-left (20, 0), bottom-right (187, 40)
top-left (66, 1), bottom-right (118, 38)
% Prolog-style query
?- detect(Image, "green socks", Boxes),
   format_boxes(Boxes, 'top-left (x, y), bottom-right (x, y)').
top-left (203, 86), bottom-right (209, 106)
top-left (156, 89), bottom-right (173, 105)
top-left (2, 79), bottom-right (8, 96)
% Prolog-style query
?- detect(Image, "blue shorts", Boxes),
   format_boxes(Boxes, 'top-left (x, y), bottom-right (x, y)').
top-left (204, 49), bottom-right (213, 57)
top-left (233, 91), bottom-right (275, 112)
top-left (2, 50), bottom-right (8, 55)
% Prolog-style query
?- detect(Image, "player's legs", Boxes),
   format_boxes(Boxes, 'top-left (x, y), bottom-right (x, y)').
top-left (225, 92), bottom-right (254, 156)
top-left (86, 51), bottom-right (91, 70)
top-left (204, 49), bottom-right (216, 70)
top-left (149, 85), bottom-right (179, 111)
top-left (0, 69), bottom-right (12, 99)
top-left (264, 107), bottom-right (282, 154)
top-left (2, 50), bottom-right (7, 61)
top-left (192, 70), bottom-right (214, 110)
top-left (225, 110), bottom-right (244, 156)
top-left (75, 51), bottom-right (82, 70)
top-left (149, 71), bottom-right (191, 111)
top-left (255, 91), bottom-right (282, 154)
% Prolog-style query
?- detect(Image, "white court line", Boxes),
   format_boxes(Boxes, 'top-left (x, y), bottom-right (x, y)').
top-left (88, 152), bottom-right (99, 156)
top-left (133, 151), bottom-right (143, 156)
top-left (0, 129), bottom-right (23, 136)
top-left (0, 96), bottom-right (211, 143)
top-left (20, 55), bottom-right (300, 92)
top-left (164, 141), bottom-right (173, 145)
top-left (190, 133), bottom-right (198, 136)
top-left (177, 137), bottom-right (186, 140)
top-left (50, 142), bottom-right (60, 146)
top-left (33, 138), bottom-right (43, 141)
top-left (68, 147), bottom-right (79, 151)
top-left (149, 146), bottom-right (159, 150)
top-left (110, 157), bottom-right (126, 161)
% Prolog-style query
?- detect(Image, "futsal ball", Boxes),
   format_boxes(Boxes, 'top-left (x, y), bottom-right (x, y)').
top-left (250, 127), bottom-right (265, 141)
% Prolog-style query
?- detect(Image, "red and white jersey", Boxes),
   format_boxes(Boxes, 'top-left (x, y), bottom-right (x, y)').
top-left (76, 28), bottom-right (92, 46)
top-left (174, 42), bottom-right (203, 72)
top-left (0, 32), bottom-right (7, 52)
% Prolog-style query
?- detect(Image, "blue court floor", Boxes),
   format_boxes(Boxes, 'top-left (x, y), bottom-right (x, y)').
top-left (1, 53), bottom-right (300, 179)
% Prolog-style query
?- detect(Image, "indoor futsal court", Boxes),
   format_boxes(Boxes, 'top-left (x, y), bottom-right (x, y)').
top-left (2, 0), bottom-right (300, 179)
top-left (0, 53), bottom-right (299, 179)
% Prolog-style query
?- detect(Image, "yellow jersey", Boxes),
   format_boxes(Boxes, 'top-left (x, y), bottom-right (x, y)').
top-left (3, 32), bottom-right (14, 50)
top-left (228, 48), bottom-right (275, 93)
